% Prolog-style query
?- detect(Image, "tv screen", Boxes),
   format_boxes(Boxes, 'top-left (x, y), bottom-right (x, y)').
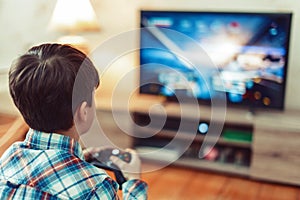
top-left (139, 10), bottom-right (292, 110)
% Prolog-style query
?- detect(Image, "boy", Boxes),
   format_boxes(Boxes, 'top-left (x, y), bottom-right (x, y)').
top-left (0, 43), bottom-right (147, 199)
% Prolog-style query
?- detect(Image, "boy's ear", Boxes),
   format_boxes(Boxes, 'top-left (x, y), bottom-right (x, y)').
top-left (74, 101), bottom-right (88, 122)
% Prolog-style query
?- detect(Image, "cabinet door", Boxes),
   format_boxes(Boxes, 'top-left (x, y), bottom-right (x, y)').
top-left (251, 126), bottom-right (300, 185)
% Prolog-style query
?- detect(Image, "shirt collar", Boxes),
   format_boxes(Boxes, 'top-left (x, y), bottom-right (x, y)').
top-left (23, 129), bottom-right (84, 159)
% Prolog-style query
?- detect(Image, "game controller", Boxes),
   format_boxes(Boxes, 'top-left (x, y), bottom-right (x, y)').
top-left (93, 148), bottom-right (132, 164)
top-left (89, 148), bottom-right (132, 189)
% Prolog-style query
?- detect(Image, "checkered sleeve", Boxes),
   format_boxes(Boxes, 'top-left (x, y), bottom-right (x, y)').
top-left (122, 179), bottom-right (148, 200)
top-left (86, 177), bottom-right (120, 200)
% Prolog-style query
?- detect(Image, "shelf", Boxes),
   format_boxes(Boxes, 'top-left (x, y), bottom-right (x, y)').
top-left (130, 96), bottom-right (255, 126)
top-left (133, 126), bottom-right (252, 148)
top-left (175, 158), bottom-right (249, 176)
top-left (132, 104), bottom-right (253, 177)
top-left (135, 145), bottom-right (249, 176)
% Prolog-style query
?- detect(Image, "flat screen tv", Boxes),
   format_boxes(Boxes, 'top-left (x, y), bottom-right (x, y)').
top-left (139, 10), bottom-right (292, 110)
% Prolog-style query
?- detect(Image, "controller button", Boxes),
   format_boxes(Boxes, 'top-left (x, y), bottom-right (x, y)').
top-left (112, 149), bottom-right (120, 155)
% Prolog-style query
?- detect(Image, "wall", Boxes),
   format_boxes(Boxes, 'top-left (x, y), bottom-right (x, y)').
top-left (0, 0), bottom-right (299, 114)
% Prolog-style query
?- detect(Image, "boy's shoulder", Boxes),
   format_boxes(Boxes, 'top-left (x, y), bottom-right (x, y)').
top-left (0, 142), bottom-right (118, 199)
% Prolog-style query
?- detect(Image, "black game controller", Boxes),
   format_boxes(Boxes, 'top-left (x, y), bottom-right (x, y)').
top-left (93, 148), bottom-right (132, 164)
top-left (90, 148), bottom-right (132, 189)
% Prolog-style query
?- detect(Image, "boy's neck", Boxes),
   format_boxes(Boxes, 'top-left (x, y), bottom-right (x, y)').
top-left (57, 126), bottom-right (80, 141)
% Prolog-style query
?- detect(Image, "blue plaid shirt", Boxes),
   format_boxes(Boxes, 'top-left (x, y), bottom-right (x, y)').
top-left (0, 129), bottom-right (147, 199)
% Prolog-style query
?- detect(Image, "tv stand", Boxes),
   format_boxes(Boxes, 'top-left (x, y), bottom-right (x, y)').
top-left (130, 95), bottom-right (300, 186)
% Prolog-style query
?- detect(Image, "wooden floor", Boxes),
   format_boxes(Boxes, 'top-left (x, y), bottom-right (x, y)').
top-left (140, 164), bottom-right (300, 200)
top-left (106, 161), bottom-right (300, 199)
top-left (0, 114), bottom-right (28, 156)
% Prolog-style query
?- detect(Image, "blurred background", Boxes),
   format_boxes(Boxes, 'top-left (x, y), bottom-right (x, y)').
top-left (0, 0), bottom-right (300, 115)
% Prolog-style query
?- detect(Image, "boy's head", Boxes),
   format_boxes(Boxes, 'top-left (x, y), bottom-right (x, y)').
top-left (9, 43), bottom-right (100, 133)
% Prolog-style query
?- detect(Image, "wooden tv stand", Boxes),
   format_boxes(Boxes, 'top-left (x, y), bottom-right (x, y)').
top-left (130, 96), bottom-right (300, 186)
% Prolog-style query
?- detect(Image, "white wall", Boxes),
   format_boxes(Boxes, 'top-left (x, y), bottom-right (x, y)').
top-left (0, 0), bottom-right (300, 114)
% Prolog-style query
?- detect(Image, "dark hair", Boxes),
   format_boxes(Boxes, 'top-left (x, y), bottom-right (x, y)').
top-left (9, 43), bottom-right (100, 132)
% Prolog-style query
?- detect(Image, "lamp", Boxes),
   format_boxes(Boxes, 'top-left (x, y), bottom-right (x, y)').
top-left (48, 0), bottom-right (100, 54)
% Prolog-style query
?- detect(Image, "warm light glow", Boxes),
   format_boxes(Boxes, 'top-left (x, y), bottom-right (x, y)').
top-left (263, 97), bottom-right (271, 106)
top-left (254, 91), bottom-right (261, 100)
top-left (48, 0), bottom-right (100, 33)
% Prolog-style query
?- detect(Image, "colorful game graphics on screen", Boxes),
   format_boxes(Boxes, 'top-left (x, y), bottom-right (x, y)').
top-left (140, 11), bottom-right (292, 110)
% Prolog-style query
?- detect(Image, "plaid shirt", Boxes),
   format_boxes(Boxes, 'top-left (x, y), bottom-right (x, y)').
top-left (0, 129), bottom-right (147, 199)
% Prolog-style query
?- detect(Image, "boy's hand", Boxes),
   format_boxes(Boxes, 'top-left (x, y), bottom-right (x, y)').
top-left (110, 148), bottom-right (141, 180)
top-left (83, 147), bottom-right (142, 180)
